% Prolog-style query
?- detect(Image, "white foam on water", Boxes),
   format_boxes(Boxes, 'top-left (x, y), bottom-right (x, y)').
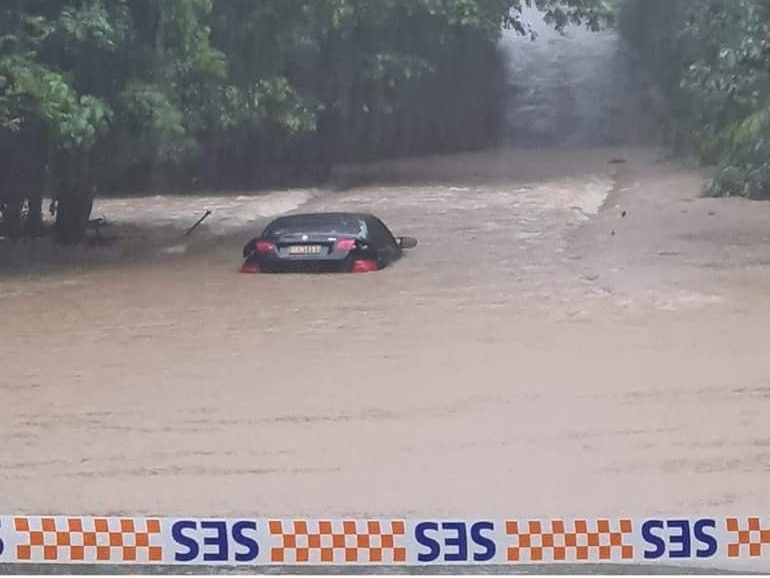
top-left (93, 189), bottom-right (320, 236)
top-left (516, 176), bottom-right (613, 219)
top-left (161, 244), bottom-right (189, 255)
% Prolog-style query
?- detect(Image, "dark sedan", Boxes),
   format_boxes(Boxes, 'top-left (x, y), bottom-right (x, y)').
top-left (240, 212), bottom-right (417, 274)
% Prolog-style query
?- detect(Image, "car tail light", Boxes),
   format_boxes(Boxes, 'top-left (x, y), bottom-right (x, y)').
top-left (240, 263), bottom-right (260, 274)
top-left (255, 240), bottom-right (274, 253)
top-left (351, 259), bottom-right (378, 273)
top-left (335, 238), bottom-right (357, 251)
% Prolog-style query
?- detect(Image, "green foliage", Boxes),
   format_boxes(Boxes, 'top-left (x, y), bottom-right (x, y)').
top-left (619, 0), bottom-right (770, 199)
top-left (1, 0), bottom-right (614, 216)
top-left (0, 2), bottom-right (117, 150)
top-left (57, 1), bottom-right (129, 49)
top-left (527, 0), bottom-right (615, 32)
top-left (119, 81), bottom-right (194, 162)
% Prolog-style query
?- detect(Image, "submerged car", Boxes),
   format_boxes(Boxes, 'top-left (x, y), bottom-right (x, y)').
top-left (240, 212), bottom-right (417, 274)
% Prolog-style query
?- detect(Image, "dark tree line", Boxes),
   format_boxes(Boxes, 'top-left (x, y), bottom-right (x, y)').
top-left (0, 0), bottom-right (613, 243)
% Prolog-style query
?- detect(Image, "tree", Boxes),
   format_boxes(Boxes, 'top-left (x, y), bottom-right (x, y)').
top-left (1, 1), bottom-right (115, 241)
top-left (619, 0), bottom-right (770, 199)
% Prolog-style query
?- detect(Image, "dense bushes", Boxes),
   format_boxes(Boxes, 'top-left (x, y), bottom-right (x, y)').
top-left (618, 0), bottom-right (770, 199)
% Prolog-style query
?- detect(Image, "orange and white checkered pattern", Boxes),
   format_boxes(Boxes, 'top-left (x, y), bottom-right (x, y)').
top-left (726, 517), bottom-right (770, 558)
top-left (14, 517), bottom-right (162, 563)
top-left (4, 514), bottom-right (770, 568)
top-left (268, 520), bottom-right (407, 564)
top-left (505, 519), bottom-right (634, 562)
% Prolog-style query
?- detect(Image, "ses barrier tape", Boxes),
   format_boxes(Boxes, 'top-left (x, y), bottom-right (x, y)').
top-left (0, 516), bottom-right (768, 568)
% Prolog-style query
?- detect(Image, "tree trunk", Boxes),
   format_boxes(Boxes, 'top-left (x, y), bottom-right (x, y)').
top-left (55, 188), bottom-right (93, 244)
top-left (24, 191), bottom-right (44, 237)
top-left (53, 149), bottom-right (94, 244)
top-left (1, 198), bottom-right (23, 241)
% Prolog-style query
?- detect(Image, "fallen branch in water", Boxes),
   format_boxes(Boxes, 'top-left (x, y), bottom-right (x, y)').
top-left (186, 210), bottom-right (212, 237)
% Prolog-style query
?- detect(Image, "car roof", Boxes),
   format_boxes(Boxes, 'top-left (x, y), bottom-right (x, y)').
top-left (262, 212), bottom-right (380, 238)
top-left (267, 212), bottom-right (376, 224)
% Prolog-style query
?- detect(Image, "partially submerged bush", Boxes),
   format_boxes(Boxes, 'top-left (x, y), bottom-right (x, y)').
top-left (619, 0), bottom-right (770, 199)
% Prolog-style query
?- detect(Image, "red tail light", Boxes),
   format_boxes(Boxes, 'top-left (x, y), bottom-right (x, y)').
top-left (240, 263), bottom-right (260, 274)
top-left (335, 238), bottom-right (357, 251)
top-left (255, 240), bottom-right (274, 253)
top-left (351, 259), bottom-right (378, 273)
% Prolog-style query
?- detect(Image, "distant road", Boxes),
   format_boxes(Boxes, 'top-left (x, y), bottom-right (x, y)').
top-left (501, 9), bottom-right (654, 148)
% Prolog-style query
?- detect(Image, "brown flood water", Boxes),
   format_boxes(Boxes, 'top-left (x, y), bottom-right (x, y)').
top-left (1, 147), bottom-right (770, 522)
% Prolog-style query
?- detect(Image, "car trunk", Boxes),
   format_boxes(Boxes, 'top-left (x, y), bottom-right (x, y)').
top-left (273, 232), bottom-right (346, 258)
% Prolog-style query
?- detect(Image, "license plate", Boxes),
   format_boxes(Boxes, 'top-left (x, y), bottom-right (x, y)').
top-left (288, 245), bottom-right (322, 255)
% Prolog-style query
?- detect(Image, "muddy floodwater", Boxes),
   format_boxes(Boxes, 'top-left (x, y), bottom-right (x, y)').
top-left (2, 146), bottom-right (770, 526)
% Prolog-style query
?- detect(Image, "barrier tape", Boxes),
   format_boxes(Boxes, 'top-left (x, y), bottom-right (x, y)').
top-left (0, 516), bottom-right (768, 567)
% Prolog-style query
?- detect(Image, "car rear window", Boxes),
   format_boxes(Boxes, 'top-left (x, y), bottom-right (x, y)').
top-left (265, 216), bottom-right (367, 237)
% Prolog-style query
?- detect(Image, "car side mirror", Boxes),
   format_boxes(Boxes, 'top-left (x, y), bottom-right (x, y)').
top-left (397, 236), bottom-right (418, 249)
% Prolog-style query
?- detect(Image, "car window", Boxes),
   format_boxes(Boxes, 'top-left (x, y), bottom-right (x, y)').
top-left (372, 217), bottom-right (399, 249)
top-left (265, 217), bottom-right (367, 238)
top-left (364, 217), bottom-right (387, 247)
